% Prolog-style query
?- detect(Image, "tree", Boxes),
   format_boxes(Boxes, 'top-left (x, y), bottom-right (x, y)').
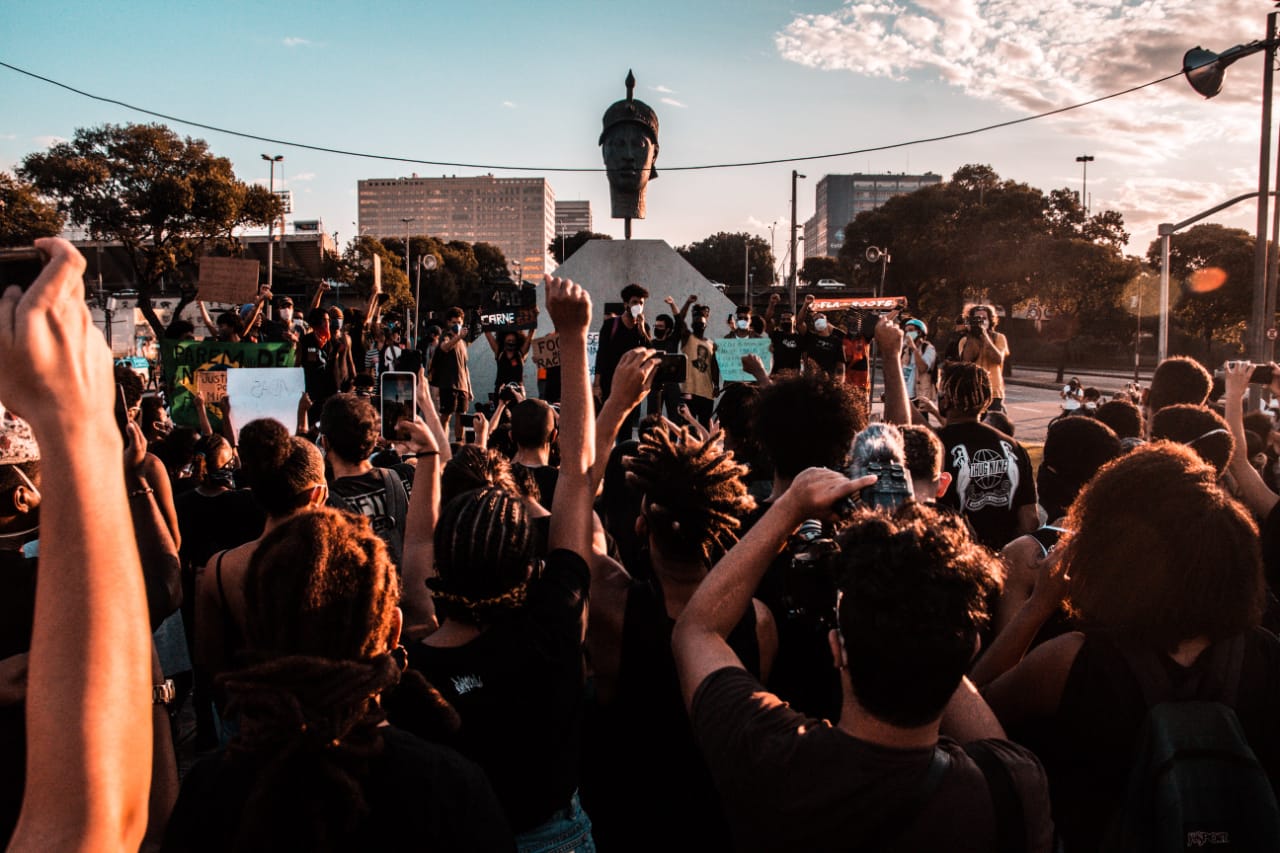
top-left (336, 236), bottom-right (411, 309)
top-left (675, 231), bottom-right (775, 290)
top-left (799, 256), bottom-right (850, 285)
top-left (1146, 223), bottom-right (1253, 358)
top-left (473, 241), bottom-right (511, 284)
top-left (550, 230), bottom-right (612, 264)
top-left (0, 172), bottom-right (64, 246)
top-left (18, 123), bottom-right (282, 295)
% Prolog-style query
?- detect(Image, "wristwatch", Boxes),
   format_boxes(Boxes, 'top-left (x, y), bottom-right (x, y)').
top-left (153, 678), bottom-right (176, 706)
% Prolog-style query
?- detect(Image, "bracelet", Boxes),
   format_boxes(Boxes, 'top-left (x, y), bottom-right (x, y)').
top-left (128, 486), bottom-right (155, 499)
top-left (153, 679), bottom-right (176, 705)
top-left (404, 450), bottom-right (440, 460)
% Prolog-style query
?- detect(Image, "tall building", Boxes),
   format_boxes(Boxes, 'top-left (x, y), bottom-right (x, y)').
top-left (803, 172), bottom-right (942, 259)
top-left (555, 200), bottom-right (592, 236)
top-left (358, 174), bottom-right (555, 280)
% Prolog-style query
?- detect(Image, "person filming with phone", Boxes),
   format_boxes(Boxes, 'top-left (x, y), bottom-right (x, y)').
top-left (958, 304), bottom-right (1010, 413)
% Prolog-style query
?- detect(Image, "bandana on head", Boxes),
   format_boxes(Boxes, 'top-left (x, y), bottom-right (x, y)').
top-left (0, 406), bottom-right (40, 465)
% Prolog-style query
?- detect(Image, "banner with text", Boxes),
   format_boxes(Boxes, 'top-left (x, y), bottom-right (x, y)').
top-left (715, 337), bottom-right (773, 382)
top-left (479, 284), bottom-right (539, 332)
top-left (162, 340), bottom-right (296, 429)
top-left (225, 368), bottom-right (306, 441)
top-left (530, 333), bottom-right (560, 369)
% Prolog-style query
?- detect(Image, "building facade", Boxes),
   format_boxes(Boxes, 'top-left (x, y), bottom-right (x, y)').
top-left (358, 174), bottom-right (555, 280)
top-left (555, 200), bottom-right (592, 236)
top-left (803, 172), bottom-right (942, 259)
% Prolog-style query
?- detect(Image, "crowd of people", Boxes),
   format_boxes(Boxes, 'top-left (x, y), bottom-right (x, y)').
top-left (5, 237), bottom-right (1280, 852)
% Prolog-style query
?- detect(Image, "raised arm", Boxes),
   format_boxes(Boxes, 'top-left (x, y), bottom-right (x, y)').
top-left (2, 238), bottom-right (152, 853)
top-left (672, 467), bottom-right (869, 711)
top-left (123, 422), bottom-right (183, 630)
top-left (1223, 361), bottom-right (1280, 518)
top-left (396, 416), bottom-right (443, 640)
top-left (589, 348), bottom-right (659, 492)
top-left (309, 280), bottom-right (329, 312)
top-left (196, 301), bottom-right (218, 339)
top-left (545, 276), bottom-right (595, 560)
top-left (241, 286), bottom-right (270, 336)
top-left (875, 310), bottom-right (911, 426)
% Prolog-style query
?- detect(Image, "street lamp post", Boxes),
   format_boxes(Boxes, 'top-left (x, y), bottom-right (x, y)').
top-left (790, 171), bottom-right (806, 315)
top-left (261, 154), bottom-right (283, 299)
top-left (1075, 155), bottom-right (1094, 214)
top-left (400, 217), bottom-right (415, 286)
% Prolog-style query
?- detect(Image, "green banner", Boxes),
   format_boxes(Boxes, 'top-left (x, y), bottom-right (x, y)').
top-left (161, 340), bottom-right (296, 429)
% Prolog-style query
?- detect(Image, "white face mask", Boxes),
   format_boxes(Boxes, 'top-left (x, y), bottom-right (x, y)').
top-left (331, 317), bottom-right (343, 331)
top-left (630, 303), bottom-right (644, 318)
top-left (814, 318), bottom-right (829, 332)
top-left (278, 308), bottom-right (293, 324)
top-left (736, 319), bottom-right (749, 330)
top-left (906, 329), bottom-right (919, 340)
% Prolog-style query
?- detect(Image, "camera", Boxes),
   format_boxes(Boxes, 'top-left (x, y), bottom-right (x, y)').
top-left (497, 382), bottom-right (523, 404)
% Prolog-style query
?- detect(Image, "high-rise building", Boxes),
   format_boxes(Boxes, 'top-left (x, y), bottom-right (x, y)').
top-left (803, 172), bottom-right (942, 259)
top-left (358, 174), bottom-right (555, 280)
top-left (555, 200), bottom-right (592, 236)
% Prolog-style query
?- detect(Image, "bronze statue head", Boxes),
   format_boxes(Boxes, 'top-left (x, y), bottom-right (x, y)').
top-left (599, 70), bottom-right (659, 220)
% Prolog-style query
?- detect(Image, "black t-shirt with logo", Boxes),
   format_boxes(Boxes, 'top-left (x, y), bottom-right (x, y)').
top-left (801, 329), bottom-right (846, 374)
top-left (937, 421), bottom-right (1036, 550)
top-left (328, 468), bottom-right (409, 567)
top-left (770, 330), bottom-right (803, 372)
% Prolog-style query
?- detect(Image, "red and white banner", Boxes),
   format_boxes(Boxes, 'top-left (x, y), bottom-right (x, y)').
top-left (808, 296), bottom-right (907, 312)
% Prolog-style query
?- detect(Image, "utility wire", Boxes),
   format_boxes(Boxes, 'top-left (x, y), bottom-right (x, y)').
top-left (1, 59), bottom-right (1186, 173)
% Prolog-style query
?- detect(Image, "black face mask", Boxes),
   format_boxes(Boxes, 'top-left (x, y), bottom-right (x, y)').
top-left (208, 461), bottom-right (237, 489)
top-left (692, 321), bottom-right (707, 336)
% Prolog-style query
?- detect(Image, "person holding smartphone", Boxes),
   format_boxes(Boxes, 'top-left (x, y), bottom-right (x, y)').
top-left (434, 307), bottom-right (474, 443)
top-left (958, 304), bottom-right (1010, 413)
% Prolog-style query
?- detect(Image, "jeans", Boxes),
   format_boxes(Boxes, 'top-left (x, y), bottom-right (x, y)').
top-left (515, 791), bottom-right (596, 853)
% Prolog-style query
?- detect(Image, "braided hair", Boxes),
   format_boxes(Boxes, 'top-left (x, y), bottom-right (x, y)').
top-left (941, 361), bottom-right (992, 417)
top-left (217, 507), bottom-right (403, 852)
top-left (623, 423), bottom-right (755, 565)
top-left (431, 487), bottom-right (541, 625)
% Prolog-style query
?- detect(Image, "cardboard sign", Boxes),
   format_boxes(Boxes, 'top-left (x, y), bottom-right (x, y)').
top-left (198, 257), bottom-right (261, 305)
top-left (161, 340), bottom-right (296, 429)
top-left (225, 368), bottom-right (306, 440)
top-left (715, 337), bottom-right (773, 382)
top-left (587, 332), bottom-right (600, 377)
top-left (530, 334), bottom-right (560, 369)
top-left (195, 369), bottom-right (227, 400)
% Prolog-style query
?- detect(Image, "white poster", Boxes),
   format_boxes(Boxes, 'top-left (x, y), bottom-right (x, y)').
top-left (224, 367), bottom-right (306, 440)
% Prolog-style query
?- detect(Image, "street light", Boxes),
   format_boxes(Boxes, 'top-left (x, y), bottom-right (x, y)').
top-left (1183, 15), bottom-right (1280, 363)
top-left (1075, 155), bottom-right (1094, 214)
top-left (261, 154), bottom-right (283, 297)
top-left (790, 171), bottom-right (806, 315)
top-left (400, 217), bottom-right (415, 287)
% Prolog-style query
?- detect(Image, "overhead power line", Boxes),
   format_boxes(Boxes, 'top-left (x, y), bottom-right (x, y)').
top-left (0, 59), bottom-right (1185, 173)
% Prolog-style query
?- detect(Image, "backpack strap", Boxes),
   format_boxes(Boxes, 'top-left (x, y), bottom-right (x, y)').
top-left (966, 742), bottom-right (1026, 853)
top-left (855, 747), bottom-right (952, 852)
top-left (1116, 634), bottom-right (1248, 708)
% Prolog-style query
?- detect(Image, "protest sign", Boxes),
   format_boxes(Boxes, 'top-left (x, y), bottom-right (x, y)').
top-left (480, 284), bottom-right (538, 332)
top-left (162, 340), bottom-right (296, 429)
top-left (195, 369), bottom-right (227, 401)
top-left (715, 337), bottom-right (773, 382)
top-left (225, 368), bottom-right (306, 440)
top-left (530, 334), bottom-right (560, 369)
top-left (198, 257), bottom-right (260, 305)
top-left (587, 332), bottom-right (600, 377)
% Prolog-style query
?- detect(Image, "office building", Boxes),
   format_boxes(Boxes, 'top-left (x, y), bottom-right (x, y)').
top-left (803, 172), bottom-right (942, 259)
top-left (555, 200), bottom-right (592, 236)
top-left (358, 174), bottom-right (555, 280)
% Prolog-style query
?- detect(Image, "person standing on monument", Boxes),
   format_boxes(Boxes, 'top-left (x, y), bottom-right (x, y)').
top-left (596, 283), bottom-right (651, 440)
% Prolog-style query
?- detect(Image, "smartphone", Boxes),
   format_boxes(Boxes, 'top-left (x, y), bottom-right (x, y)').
top-left (1251, 365), bottom-right (1275, 385)
top-left (115, 385), bottom-right (131, 437)
top-left (0, 247), bottom-right (47, 291)
top-left (654, 353), bottom-right (688, 384)
top-left (380, 371), bottom-right (417, 440)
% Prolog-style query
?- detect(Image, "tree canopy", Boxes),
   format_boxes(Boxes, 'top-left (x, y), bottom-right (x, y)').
top-left (1146, 223), bottom-right (1253, 354)
top-left (799, 256), bottom-right (850, 285)
top-left (0, 171), bottom-right (64, 246)
top-left (550, 230), bottom-right (612, 264)
top-left (18, 123), bottom-right (282, 292)
top-left (675, 231), bottom-right (775, 288)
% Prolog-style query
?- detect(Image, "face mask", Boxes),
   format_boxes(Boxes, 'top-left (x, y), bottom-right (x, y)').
top-left (814, 318), bottom-right (829, 332)
top-left (906, 330), bottom-right (919, 341)
top-left (330, 317), bottom-right (343, 331)
top-left (208, 462), bottom-right (237, 489)
top-left (780, 319), bottom-right (794, 332)
top-left (736, 319), bottom-right (749, 330)
top-left (452, 324), bottom-right (463, 334)
top-left (278, 308), bottom-right (293, 324)
top-left (630, 303), bottom-right (644, 318)
top-left (692, 321), bottom-right (707, 336)
top-left (654, 327), bottom-right (669, 339)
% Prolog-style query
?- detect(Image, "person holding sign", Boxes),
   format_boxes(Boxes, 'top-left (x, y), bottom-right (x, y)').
top-left (679, 304), bottom-right (719, 428)
top-left (484, 329), bottom-right (533, 398)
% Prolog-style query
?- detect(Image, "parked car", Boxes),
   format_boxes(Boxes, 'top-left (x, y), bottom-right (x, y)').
top-left (816, 279), bottom-right (844, 289)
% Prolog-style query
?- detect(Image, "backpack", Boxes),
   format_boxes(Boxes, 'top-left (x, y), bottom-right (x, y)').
top-left (1101, 634), bottom-right (1280, 852)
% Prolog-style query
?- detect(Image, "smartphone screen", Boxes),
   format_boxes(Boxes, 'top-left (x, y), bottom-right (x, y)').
top-left (380, 371), bottom-right (417, 440)
top-left (1250, 364), bottom-right (1275, 385)
top-left (654, 353), bottom-right (688, 384)
top-left (0, 247), bottom-right (46, 291)
top-left (115, 385), bottom-right (131, 437)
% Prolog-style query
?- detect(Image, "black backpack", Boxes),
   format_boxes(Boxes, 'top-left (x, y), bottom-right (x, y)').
top-left (1101, 634), bottom-right (1280, 852)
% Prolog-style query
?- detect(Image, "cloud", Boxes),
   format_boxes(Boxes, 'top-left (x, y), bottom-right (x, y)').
top-left (0, 133), bottom-right (15, 140)
top-left (32, 135), bottom-right (67, 148)
top-left (652, 84), bottom-right (675, 93)
top-left (282, 36), bottom-right (312, 47)
top-left (288, 172), bottom-right (316, 183)
top-left (660, 97), bottom-right (687, 108)
top-left (502, 100), bottom-right (517, 109)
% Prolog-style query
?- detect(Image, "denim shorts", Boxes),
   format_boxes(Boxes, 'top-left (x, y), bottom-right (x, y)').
top-left (515, 791), bottom-right (596, 853)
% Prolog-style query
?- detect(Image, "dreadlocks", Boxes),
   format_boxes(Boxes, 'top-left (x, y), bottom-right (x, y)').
top-left (941, 361), bottom-right (993, 418)
top-left (623, 423), bottom-right (755, 565)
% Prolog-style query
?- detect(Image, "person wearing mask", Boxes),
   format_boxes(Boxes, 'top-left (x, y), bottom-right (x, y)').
top-left (259, 294), bottom-right (304, 346)
top-left (484, 328), bottom-right (532, 399)
top-left (596, 283), bottom-right (651, 441)
top-left (433, 307), bottom-right (473, 443)
top-left (764, 293), bottom-right (803, 375)
top-left (298, 307), bottom-right (343, 411)
top-left (902, 318), bottom-right (937, 402)
top-left (958, 304), bottom-right (1010, 413)
top-left (726, 305), bottom-right (763, 339)
top-left (679, 304), bottom-right (719, 428)
top-left (797, 294), bottom-right (845, 382)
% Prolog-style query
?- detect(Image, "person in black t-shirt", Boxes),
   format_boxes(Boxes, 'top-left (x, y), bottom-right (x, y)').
top-left (595, 283), bottom-right (651, 401)
top-left (764, 292), bottom-right (802, 374)
top-left (510, 398), bottom-right (559, 508)
top-left (673, 485), bottom-right (1053, 853)
top-left (936, 362), bottom-right (1037, 551)
top-left (797, 295), bottom-right (845, 380)
top-left (484, 328), bottom-right (532, 398)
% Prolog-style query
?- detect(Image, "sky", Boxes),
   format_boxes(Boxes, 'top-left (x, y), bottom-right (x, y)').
top-left (0, 0), bottom-right (1272, 271)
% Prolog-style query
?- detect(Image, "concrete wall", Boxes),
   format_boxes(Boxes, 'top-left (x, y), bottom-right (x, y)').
top-left (468, 239), bottom-right (738, 402)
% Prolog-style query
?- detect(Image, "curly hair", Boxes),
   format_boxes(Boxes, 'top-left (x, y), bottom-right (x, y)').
top-left (430, 487), bottom-right (541, 626)
top-left (836, 503), bottom-right (1001, 728)
top-left (1063, 442), bottom-right (1263, 653)
top-left (1095, 399), bottom-right (1143, 440)
top-left (221, 507), bottom-right (403, 852)
top-left (623, 423), bottom-right (755, 565)
top-left (1149, 404), bottom-right (1234, 475)
top-left (753, 373), bottom-right (864, 479)
top-left (320, 394), bottom-right (379, 464)
top-left (1147, 356), bottom-right (1212, 413)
